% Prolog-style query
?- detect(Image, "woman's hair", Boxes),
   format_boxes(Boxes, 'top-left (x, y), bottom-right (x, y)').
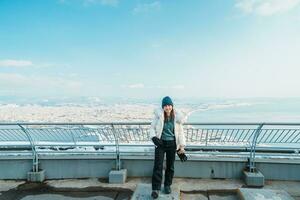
top-left (164, 108), bottom-right (175, 122)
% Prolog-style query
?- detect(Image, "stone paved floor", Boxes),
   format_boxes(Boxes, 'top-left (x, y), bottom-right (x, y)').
top-left (0, 178), bottom-right (299, 200)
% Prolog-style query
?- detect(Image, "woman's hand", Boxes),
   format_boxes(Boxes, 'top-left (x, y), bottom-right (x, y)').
top-left (176, 146), bottom-right (187, 162)
top-left (177, 146), bottom-right (185, 154)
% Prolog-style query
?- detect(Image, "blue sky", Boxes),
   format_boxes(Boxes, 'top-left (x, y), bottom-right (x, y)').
top-left (1, 0), bottom-right (300, 100)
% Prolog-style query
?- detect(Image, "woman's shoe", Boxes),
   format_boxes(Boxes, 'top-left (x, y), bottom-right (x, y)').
top-left (164, 185), bottom-right (171, 194)
top-left (151, 190), bottom-right (159, 199)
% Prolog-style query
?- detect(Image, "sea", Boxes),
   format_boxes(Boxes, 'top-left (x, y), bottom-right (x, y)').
top-left (187, 98), bottom-right (300, 123)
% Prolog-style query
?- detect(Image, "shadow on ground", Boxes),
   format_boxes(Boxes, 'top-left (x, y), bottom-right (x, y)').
top-left (0, 181), bottom-right (133, 200)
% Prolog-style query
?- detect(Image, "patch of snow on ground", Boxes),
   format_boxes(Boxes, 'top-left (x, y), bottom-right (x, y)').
top-left (0, 180), bottom-right (25, 192)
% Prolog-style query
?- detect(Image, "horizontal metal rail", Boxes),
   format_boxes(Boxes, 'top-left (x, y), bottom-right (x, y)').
top-left (0, 122), bottom-right (300, 171)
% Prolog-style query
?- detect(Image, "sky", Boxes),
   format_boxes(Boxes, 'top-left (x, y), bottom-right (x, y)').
top-left (0, 0), bottom-right (300, 100)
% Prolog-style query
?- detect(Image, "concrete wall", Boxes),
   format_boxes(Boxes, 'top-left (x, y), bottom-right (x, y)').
top-left (0, 155), bottom-right (299, 181)
top-left (0, 159), bottom-right (32, 179)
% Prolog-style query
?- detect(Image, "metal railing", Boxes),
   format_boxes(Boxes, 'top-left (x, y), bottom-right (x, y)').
top-left (0, 122), bottom-right (300, 172)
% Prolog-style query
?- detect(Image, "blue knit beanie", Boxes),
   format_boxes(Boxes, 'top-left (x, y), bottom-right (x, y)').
top-left (161, 96), bottom-right (173, 108)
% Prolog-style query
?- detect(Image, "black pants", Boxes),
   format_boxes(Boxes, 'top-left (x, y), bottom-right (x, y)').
top-left (152, 139), bottom-right (176, 190)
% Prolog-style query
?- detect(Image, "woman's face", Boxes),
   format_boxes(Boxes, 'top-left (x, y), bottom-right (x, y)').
top-left (163, 104), bottom-right (173, 114)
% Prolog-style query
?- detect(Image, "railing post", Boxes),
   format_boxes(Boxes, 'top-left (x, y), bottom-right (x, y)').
top-left (69, 126), bottom-right (77, 147)
top-left (205, 129), bottom-right (208, 146)
top-left (249, 123), bottom-right (264, 172)
top-left (18, 124), bottom-right (39, 172)
top-left (112, 124), bottom-right (121, 170)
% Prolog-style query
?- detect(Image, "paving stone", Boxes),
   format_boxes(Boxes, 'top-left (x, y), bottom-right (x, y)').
top-left (238, 188), bottom-right (294, 200)
top-left (131, 183), bottom-right (179, 200)
top-left (180, 193), bottom-right (208, 200)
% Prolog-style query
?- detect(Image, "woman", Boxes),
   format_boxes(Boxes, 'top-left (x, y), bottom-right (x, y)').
top-left (149, 96), bottom-right (187, 199)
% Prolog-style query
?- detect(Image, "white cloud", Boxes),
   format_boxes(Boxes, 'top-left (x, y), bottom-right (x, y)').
top-left (0, 59), bottom-right (33, 67)
top-left (235, 0), bottom-right (300, 16)
top-left (0, 59), bottom-right (70, 69)
top-left (0, 73), bottom-right (83, 94)
top-left (133, 1), bottom-right (161, 14)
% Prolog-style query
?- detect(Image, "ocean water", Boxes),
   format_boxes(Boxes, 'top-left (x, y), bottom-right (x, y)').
top-left (187, 98), bottom-right (300, 123)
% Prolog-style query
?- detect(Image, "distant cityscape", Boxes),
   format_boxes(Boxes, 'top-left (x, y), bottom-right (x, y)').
top-left (1, 97), bottom-right (300, 123)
